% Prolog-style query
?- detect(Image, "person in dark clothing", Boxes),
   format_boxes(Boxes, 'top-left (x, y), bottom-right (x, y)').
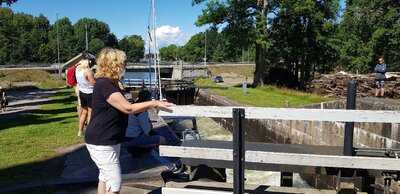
top-left (85, 48), bottom-right (173, 194)
top-left (374, 57), bottom-right (387, 97)
top-left (125, 90), bottom-right (180, 149)
top-left (0, 86), bottom-right (7, 112)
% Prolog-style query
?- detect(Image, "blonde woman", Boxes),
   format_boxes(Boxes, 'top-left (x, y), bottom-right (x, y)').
top-left (85, 48), bottom-right (172, 194)
top-left (76, 59), bottom-right (96, 137)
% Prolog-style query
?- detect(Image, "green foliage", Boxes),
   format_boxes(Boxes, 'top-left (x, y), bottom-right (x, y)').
top-left (89, 38), bottom-right (105, 55)
top-left (48, 17), bottom-right (75, 62)
top-left (160, 44), bottom-right (180, 61)
top-left (339, 0), bottom-right (400, 73)
top-left (193, 0), bottom-right (340, 88)
top-left (162, 27), bottom-right (252, 63)
top-left (118, 35), bottom-right (145, 62)
top-left (181, 32), bottom-right (205, 62)
top-left (73, 18), bottom-right (116, 53)
top-left (0, 8), bottom-right (144, 65)
top-left (0, 0), bottom-right (17, 6)
top-left (268, 0), bottom-right (340, 86)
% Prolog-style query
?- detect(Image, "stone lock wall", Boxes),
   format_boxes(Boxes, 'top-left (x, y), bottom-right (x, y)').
top-left (196, 89), bottom-right (400, 149)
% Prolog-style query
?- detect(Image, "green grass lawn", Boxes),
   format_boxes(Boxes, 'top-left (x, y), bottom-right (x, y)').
top-left (195, 78), bottom-right (330, 107)
top-left (0, 88), bottom-right (82, 186)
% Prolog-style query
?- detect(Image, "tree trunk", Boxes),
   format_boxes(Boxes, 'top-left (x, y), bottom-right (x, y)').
top-left (253, 0), bottom-right (268, 87)
top-left (254, 44), bottom-right (265, 86)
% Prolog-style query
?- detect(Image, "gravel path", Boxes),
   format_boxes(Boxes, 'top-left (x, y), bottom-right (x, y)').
top-left (0, 88), bottom-right (55, 117)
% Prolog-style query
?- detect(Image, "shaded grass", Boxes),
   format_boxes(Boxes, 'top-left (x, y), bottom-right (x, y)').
top-left (0, 89), bottom-right (82, 185)
top-left (0, 70), bottom-right (65, 89)
top-left (195, 78), bottom-right (330, 107)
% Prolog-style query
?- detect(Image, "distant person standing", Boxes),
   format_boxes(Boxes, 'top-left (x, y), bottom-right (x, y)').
top-left (66, 62), bottom-right (82, 124)
top-left (76, 59), bottom-right (96, 137)
top-left (374, 57), bottom-right (387, 97)
top-left (0, 86), bottom-right (8, 112)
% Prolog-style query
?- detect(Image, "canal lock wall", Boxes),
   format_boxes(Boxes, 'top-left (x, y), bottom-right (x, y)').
top-left (196, 89), bottom-right (400, 149)
top-left (195, 89), bottom-right (400, 192)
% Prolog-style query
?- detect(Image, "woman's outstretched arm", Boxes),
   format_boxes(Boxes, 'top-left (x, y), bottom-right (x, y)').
top-left (107, 92), bottom-right (173, 114)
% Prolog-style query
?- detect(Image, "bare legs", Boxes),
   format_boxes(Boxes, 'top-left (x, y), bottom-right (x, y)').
top-left (98, 181), bottom-right (106, 194)
top-left (98, 181), bottom-right (119, 194)
top-left (78, 107), bottom-right (88, 137)
top-left (375, 88), bottom-right (384, 97)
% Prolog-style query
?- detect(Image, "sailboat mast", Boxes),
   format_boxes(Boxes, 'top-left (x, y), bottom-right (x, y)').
top-left (151, 0), bottom-right (162, 100)
top-left (154, 0), bottom-right (163, 100)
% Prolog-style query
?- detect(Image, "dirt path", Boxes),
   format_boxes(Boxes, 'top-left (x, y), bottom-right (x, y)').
top-left (0, 88), bottom-right (56, 117)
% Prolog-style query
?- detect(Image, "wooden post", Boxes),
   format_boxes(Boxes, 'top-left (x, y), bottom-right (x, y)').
top-left (344, 80), bottom-right (357, 156)
top-left (233, 108), bottom-right (245, 194)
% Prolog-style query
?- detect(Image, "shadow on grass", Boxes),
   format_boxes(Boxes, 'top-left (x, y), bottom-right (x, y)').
top-left (0, 150), bottom-right (69, 190)
top-left (0, 142), bottom-right (166, 193)
top-left (0, 147), bottom-right (94, 194)
top-left (0, 91), bottom-right (77, 131)
top-left (7, 92), bottom-right (76, 108)
top-left (0, 110), bottom-right (76, 131)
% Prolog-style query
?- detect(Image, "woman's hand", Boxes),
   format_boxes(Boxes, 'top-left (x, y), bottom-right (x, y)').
top-left (154, 100), bottom-right (174, 112)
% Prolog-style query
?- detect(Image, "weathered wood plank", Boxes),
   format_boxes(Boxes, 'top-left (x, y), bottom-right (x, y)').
top-left (166, 181), bottom-right (343, 194)
top-left (162, 187), bottom-right (231, 194)
top-left (159, 146), bottom-right (400, 171)
top-left (159, 105), bottom-right (400, 123)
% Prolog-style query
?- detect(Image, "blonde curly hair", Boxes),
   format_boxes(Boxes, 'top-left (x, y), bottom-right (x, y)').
top-left (95, 48), bottom-right (126, 80)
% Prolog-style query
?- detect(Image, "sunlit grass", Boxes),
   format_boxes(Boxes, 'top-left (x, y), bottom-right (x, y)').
top-left (0, 89), bottom-right (82, 185)
top-left (195, 78), bottom-right (330, 107)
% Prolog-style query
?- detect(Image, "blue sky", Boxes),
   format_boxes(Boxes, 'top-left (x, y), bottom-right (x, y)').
top-left (9, 0), bottom-right (207, 47)
top-left (9, 0), bottom-right (346, 47)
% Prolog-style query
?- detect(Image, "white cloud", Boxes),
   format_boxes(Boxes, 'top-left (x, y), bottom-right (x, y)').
top-left (156, 25), bottom-right (182, 45)
top-left (146, 25), bottom-right (190, 52)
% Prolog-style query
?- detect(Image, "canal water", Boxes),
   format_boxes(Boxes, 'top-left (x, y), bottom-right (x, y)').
top-left (124, 71), bottom-right (156, 82)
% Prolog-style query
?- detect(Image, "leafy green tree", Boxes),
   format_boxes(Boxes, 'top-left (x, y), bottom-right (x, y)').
top-left (193, 0), bottom-right (266, 85)
top-left (339, 0), bottom-right (400, 73)
top-left (9, 13), bottom-right (35, 63)
top-left (89, 38), bottom-right (105, 55)
top-left (31, 14), bottom-right (50, 61)
top-left (267, 0), bottom-right (339, 87)
top-left (118, 35), bottom-right (144, 62)
top-left (160, 44), bottom-right (180, 61)
top-left (180, 33), bottom-right (205, 62)
top-left (0, 8), bottom-right (14, 65)
top-left (194, 0), bottom-right (339, 88)
top-left (73, 18), bottom-right (111, 53)
top-left (105, 33), bottom-right (118, 47)
top-left (0, 8), bottom-right (122, 64)
top-left (48, 17), bottom-right (75, 62)
top-left (0, 0), bottom-right (17, 6)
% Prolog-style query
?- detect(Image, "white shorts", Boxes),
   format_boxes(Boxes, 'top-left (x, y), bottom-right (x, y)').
top-left (86, 144), bottom-right (121, 192)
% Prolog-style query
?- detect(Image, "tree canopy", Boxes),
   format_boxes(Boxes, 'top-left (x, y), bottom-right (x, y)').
top-left (2, 1), bottom-right (400, 88)
top-left (0, 0), bottom-right (17, 6)
top-left (118, 35), bottom-right (145, 62)
top-left (339, 0), bottom-right (400, 73)
top-left (0, 8), bottom-right (144, 65)
top-left (192, 0), bottom-right (340, 87)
